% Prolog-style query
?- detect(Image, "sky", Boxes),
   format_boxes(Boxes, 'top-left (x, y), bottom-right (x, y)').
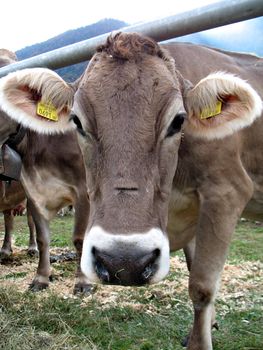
top-left (1, 0), bottom-right (219, 51)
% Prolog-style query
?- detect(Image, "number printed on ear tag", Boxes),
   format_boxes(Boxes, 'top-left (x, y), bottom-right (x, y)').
top-left (37, 101), bottom-right (58, 122)
top-left (200, 101), bottom-right (222, 119)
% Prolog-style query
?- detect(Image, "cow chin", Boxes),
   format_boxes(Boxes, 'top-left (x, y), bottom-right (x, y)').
top-left (80, 226), bottom-right (170, 286)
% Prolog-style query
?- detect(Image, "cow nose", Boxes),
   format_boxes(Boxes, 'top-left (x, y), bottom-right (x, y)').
top-left (92, 247), bottom-right (160, 286)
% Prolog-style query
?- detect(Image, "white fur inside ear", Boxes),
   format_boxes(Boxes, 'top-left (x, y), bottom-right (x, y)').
top-left (0, 68), bottom-right (74, 135)
top-left (185, 72), bottom-right (263, 140)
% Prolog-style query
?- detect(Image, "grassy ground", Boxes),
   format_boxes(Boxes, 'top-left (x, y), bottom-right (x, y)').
top-left (0, 216), bottom-right (262, 350)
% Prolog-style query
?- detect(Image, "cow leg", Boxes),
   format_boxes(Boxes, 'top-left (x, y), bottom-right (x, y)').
top-left (181, 237), bottom-right (197, 348)
top-left (187, 231), bottom-right (231, 350)
top-left (186, 183), bottom-right (252, 350)
top-left (0, 209), bottom-right (14, 258)
top-left (26, 204), bottom-right (38, 256)
top-left (187, 248), bottom-right (225, 350)
top-left (27, 200), bottom-right (50, 291)
top-left (72, 197), bottom-right (93, 294)
top-left (182, 237), bottom-right (218, 348)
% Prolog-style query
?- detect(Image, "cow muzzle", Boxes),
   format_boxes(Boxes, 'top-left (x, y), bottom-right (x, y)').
top-left (80, 226), bottom-right (170, 286)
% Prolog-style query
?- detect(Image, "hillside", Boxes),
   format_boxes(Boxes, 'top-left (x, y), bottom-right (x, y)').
top-left (172, 17), bottom-right (263, 56)
top-left (16, 18), bottom-right (127, 81)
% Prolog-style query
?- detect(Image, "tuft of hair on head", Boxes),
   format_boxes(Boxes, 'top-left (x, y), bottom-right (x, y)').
top-left (97, 32), bottom-right (165, 61)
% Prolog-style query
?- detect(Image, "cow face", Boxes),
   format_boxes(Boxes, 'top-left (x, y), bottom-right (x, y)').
top-left (0, 33), bottom-right (261, 286)
top-left (72, 34), bottom-right (186, 285)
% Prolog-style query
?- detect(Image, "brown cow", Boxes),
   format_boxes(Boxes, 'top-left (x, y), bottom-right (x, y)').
top-left (0, 180), bottom-right (37, 258)
top-left (19, 130), bottom-right (90, 292)
top-left (0, 50), bottom-right (37, 259)
top-left (0, 33), bottom-right (262, 350)
top-left (0, 50), bottom-right (90, 293)
top-left (0, 128), bottom-right (90, 295)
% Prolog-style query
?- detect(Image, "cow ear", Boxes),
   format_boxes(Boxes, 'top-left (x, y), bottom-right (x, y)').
top-left (0, 68), bottom-right (75, 134)
top-left (184, 72), bottom-right (262, 140)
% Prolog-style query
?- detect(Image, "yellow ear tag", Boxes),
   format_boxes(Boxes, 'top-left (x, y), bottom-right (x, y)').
top-left (37, 101), bottom-right (58, 122)
top-left (200, 101), bottom-right (222, 120)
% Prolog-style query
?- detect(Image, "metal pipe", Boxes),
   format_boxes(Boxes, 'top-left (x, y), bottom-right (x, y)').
top-left (0, 0), bottom-right (262, 78)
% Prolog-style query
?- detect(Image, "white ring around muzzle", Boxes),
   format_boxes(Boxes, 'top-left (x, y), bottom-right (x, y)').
top-left (80, 226), bottom-right (170, 284)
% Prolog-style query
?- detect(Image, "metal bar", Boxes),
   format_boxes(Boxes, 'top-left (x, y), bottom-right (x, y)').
top-left (0, 0), bottom-right (262, 78)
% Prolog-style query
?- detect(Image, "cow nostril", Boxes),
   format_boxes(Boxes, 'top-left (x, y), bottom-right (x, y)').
top-left (153, 248), bottom-right (161, 258)
top-left (94, 260), bottom-right (110, 283)
top-left (141, 248), bottom-right (160, 282)
top-left (142, 265), bottom-right (153, 280)
top-left (92, 247), bottom-right (110, 283)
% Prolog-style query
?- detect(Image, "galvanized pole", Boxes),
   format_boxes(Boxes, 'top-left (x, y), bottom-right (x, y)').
top-left (0, 0), bottom-right (262, 77)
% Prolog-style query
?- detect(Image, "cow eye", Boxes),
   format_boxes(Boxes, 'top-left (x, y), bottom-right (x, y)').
top-left (70, 114), bottom-right (86, 137)
top-left (166, 112), bottom-right (186, 137)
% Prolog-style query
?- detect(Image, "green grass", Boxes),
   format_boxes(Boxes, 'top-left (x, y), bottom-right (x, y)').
top-left (0, 214), bottom-right (74, 249)
top-left (228, 220), bottom-right (263, 262)
top-left (0, 286), bottom-right (191, 350)
top-left (0, 216), bottom-right (262, 350)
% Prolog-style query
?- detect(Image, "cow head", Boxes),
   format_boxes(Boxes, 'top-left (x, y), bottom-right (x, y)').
top-left (0, 33), bottom-right (261, 285)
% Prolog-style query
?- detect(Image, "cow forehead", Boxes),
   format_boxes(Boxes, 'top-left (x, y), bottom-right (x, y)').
top-left (74, 51), bottom-right (181, 133)
top-left (75, 33), bottom-right (180, 118)
top-left (83, 51), bottom-right (177, 92)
